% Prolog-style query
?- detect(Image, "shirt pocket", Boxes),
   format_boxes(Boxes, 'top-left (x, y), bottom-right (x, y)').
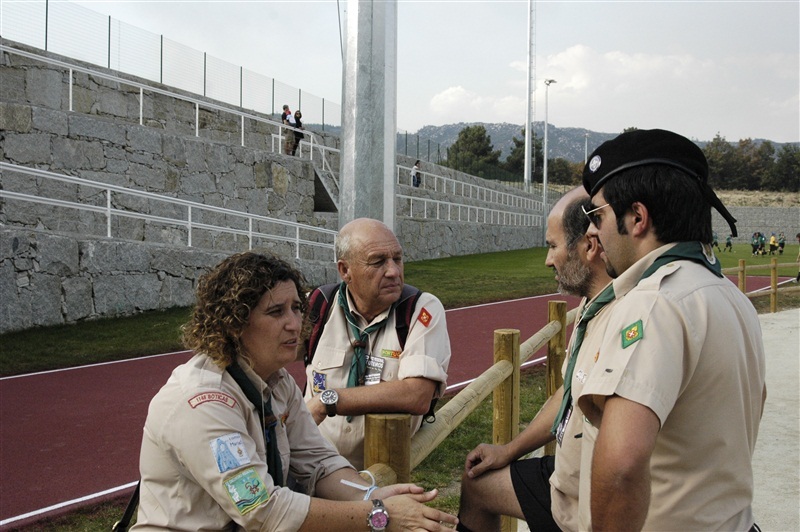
top-left (310, 347), bottom-right (347, 372)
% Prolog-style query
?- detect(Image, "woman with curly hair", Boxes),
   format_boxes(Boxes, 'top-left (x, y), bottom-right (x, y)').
top-left (133, 252), bottom-right (457, 531)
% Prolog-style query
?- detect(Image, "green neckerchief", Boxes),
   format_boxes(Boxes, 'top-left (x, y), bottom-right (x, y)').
top-left (641, 241), bottom-right (723, 279)
top-left (226, 363), bottom-right (282, 487)
top-left (336, 283), bottom-right (390, 389)
top-left (550, 283), bottom-right (616, 436)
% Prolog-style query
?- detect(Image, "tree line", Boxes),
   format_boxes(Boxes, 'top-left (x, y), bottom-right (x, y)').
top-left (441, 125), bottom-right (799, 192)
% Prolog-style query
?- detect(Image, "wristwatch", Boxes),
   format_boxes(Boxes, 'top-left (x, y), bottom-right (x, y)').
top-left (319, 389), bottom-right (338, 417)
top-left (367, 499), bottom-right (389, 531)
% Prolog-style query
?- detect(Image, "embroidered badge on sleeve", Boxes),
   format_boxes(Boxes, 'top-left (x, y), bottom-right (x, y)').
top-left (418, 307), bottom-right (432, 327)
top-left (188, 392), bottom-right (237, 409)
top-left (224, 467), bottom-right (269, 515)
top-left (312, 371), bottom-right (327, 394)
top-left (211, 432), bottom-right (251, 473)
top-left (621, 319), bottom-right (644, 348)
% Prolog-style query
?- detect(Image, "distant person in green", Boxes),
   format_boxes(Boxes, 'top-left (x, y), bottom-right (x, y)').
top-left (758, 232), bottom-right (766, 255)
top-left (751, 233), bottom-right (760, 256)
top-left (725, 234), bottom-right (733, 252)
top-left (778, 232), bottom-right (786, 255)
top-left (712, 231), bottom-right (721, 252)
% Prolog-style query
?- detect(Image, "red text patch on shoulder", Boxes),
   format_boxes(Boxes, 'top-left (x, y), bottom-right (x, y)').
top-left (188, 392), bottom-right (238, 409)
top-left (417, 307), bottom-right (432, 327)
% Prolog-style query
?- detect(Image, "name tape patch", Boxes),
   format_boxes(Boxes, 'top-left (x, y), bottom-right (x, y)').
top-left (188, 392), bottom-right (237, 409)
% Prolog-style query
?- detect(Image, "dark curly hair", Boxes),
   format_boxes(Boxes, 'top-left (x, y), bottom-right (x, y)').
top-left (181, 252), bottom-right (309, 369)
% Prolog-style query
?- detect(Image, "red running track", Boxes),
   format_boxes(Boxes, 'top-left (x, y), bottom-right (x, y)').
top-left (0, 276), bottom-right (778, 527)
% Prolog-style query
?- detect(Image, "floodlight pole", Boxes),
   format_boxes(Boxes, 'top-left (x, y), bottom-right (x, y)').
top-left (543, 78), bottom-right (556, 219)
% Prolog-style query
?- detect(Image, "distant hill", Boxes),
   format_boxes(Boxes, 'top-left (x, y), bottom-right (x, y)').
top-left (314, 121), bottom-right (790, 164)
top-left (416, 122), bottom-right (618, 162)
top-left (413, 123), bottom-right (791, 163)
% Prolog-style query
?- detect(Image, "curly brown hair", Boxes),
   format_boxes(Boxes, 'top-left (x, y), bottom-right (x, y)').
top-left (181, 252), bottom-right (309, 368)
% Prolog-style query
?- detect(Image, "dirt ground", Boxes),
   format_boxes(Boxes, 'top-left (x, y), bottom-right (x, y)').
top-left (716, 190), bottom-right (799, 207)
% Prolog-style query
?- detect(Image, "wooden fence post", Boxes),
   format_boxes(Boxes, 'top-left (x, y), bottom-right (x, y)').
top-left (738, 259), bottom-right (746, 293)
top-left (770, 257), bottom-right (778, 313)
top-left (544, 301), bottom-right (567, 457)
top-left (494, 328), bottom-right (520, 532)
top-left (364, 414), bottom-right (412, 483)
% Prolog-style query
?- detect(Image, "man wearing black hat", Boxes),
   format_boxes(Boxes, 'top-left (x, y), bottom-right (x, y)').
top-left (576, 129), bottom-right (766, 531)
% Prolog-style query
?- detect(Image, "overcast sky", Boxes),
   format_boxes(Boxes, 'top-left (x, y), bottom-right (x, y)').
top-left (71, 0), bottom-right (799, 143)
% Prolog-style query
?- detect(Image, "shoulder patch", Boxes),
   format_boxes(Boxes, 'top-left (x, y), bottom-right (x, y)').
top-left (188, 392), bottom-right (238, 409)
top-left (211, 432), bottom-right (251, 473)
top-left (621, 320), bottom-right (644, 348)
top-left (417, 307), bottom-right (432, 327)
top-left (224, 467), bottom-right (269, 515)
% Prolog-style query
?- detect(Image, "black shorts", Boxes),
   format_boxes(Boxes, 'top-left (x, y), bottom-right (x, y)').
top-left (509, 455), bottom-right (561, 532)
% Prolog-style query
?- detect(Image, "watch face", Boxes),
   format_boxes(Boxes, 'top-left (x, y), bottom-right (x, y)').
top-left (320, 389), bottom-right (337, 405)
top-left (370, 511), bottom-right (388, 528)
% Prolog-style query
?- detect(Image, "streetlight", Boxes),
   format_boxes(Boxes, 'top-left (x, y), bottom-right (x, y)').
top-left (543, 79), bottom-right (556, 219)
top-left (584, 132), bottom-right (589, 163)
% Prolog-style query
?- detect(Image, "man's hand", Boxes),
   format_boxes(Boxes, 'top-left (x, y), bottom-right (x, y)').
top-left (464, 443), bottom-right (512, 479)
top-left (305, 395), bottom-right (326, 425)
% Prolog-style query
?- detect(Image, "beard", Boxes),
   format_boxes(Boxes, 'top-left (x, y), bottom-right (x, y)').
top-left (558, 249), bottom-right (593, 298)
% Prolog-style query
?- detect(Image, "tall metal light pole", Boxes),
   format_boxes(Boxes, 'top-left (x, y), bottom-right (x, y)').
top-left (543, 78), bottom-right (556, 219)
top-left (523, 0), bottom-right (536, 192)
top-left (584, 132), bottom-right (589, 163)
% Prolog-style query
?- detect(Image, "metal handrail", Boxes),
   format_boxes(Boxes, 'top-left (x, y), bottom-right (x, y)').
top-left (397, 194), bottom-right (539, 226)
top-left (396, 164), bottom-right (540, 212)
top-left (0, 162), bottom-right (337, 260)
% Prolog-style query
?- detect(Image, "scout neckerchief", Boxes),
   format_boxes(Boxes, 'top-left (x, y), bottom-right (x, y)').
top-left (226, 362), bottom-right (283, 487)
top-left (337, 282), bottom-right (390, 389)
top-left (640, 241), bottom-right (722, 279)
top-left (550, 241), bottom-right (721, 441)
top-left (551, 282), bottom-right (615, 442)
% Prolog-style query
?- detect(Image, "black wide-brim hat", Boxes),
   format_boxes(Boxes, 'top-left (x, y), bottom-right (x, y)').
top-left (582, 128), bottom-right (738, 237)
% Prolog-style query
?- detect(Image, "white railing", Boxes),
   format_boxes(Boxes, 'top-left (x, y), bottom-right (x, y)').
top-left (0, 162), bottom-right (338, 260)
top-left (398, 194), bottom-right (540, 227)
top-left (396, 165), bottom-right (541, 213)
top-left (0, 44), bottom-right (336, 175)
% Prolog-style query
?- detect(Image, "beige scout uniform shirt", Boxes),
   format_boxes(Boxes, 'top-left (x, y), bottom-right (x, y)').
top-left (133, 353), bottom-right (352, 531)
top-left (550, 284), bottom-right (618, 532)
top-left (576, 244), bottom-right (766, 531)
top-left (304, 288), bottom-right (451, 469)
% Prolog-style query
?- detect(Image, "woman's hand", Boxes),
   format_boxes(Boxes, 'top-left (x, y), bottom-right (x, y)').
top-left (383, 489), bottom-right (459, 531)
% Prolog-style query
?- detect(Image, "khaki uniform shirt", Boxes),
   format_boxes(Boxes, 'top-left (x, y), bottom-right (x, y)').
top-left (577, 244), bottom-right (766, 531)
top-left (133, 353), bottom-right (352, 531)
top-left (304, 288), bottom-right (451, 469)
top-left (550, 284), bottom-right (618, 532)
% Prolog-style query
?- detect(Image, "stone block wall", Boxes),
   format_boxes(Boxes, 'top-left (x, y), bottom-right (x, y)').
top-left (0, 228), bottom-right (339, 334)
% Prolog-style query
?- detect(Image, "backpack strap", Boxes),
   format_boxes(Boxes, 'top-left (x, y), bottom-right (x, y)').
top-left (394, 284), bottom-right (423, 348)
top-left (111, 482), bottom-right (140, 532)
top-left (304, 283), bottom-right (341, 366)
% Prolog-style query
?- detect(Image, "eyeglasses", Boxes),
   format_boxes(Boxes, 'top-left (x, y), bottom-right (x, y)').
top-left (582, 203), bottom-right (610, 227)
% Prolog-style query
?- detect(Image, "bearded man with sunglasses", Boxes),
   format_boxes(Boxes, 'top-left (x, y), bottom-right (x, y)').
top-left (577, 129), bottom-right (766, 531)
